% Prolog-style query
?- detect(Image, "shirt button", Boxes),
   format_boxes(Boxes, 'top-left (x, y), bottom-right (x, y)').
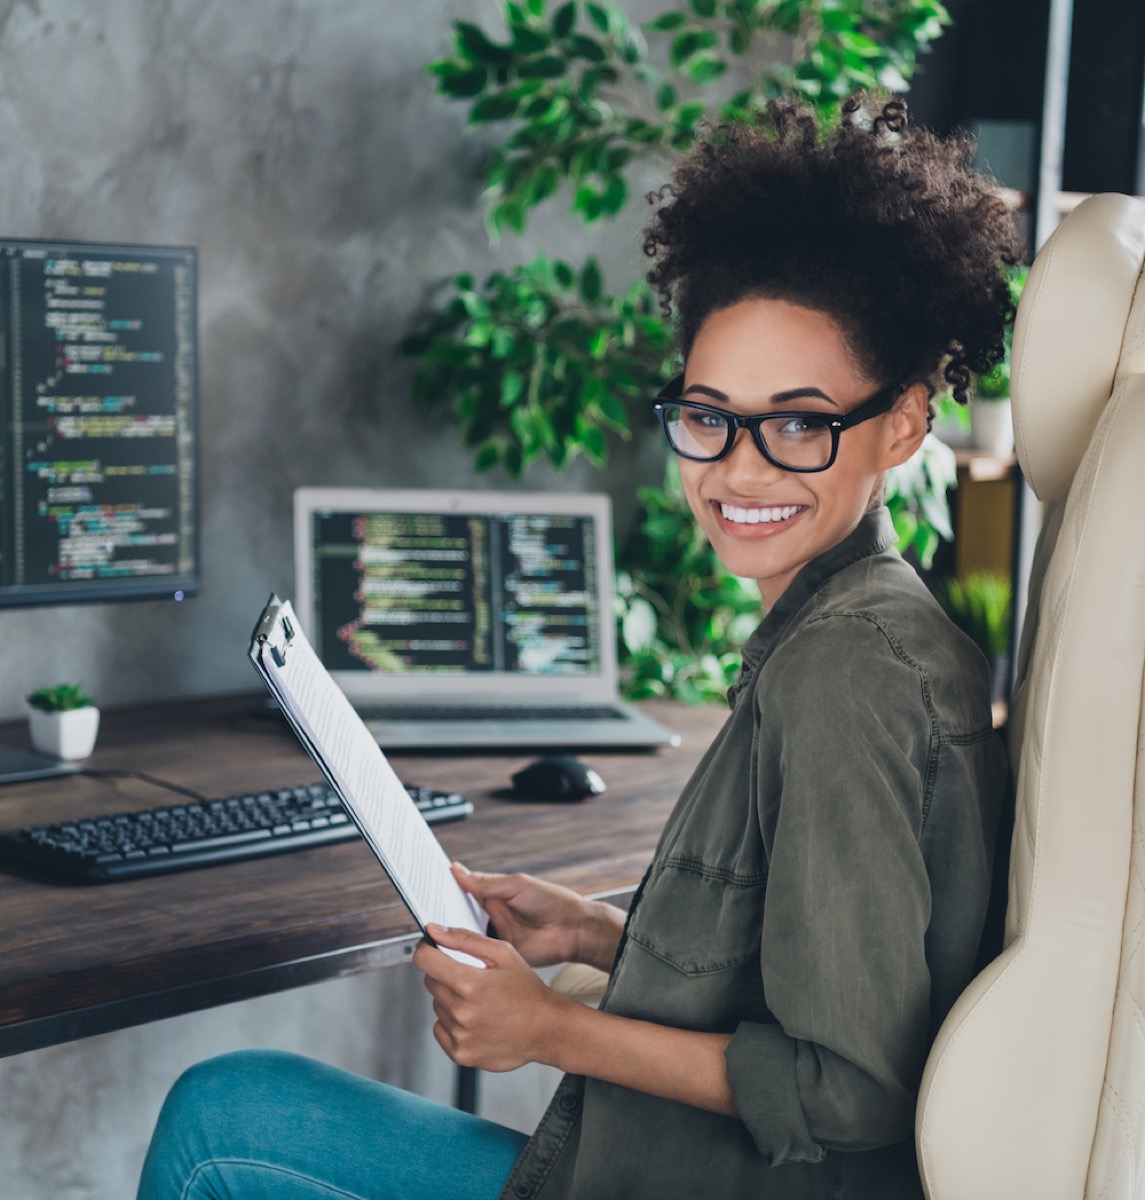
top-left (559, 1093), bottom-right (581, 1114)
top-left (514, 1185), bottom-right (533, 1198)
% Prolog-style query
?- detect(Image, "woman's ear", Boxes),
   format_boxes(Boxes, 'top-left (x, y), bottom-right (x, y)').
top-left (880, 382), bottom-right (930, 468)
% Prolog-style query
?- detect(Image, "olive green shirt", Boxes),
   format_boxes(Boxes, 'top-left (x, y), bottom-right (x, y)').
top-left (498, 508), bottom-right (1008, 1200)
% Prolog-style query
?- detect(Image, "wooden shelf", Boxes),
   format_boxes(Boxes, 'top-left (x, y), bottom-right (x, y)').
top-left (954, 449), bottom-right (1019, 482)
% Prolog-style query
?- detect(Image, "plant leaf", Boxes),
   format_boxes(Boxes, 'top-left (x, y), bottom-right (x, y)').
top-left (646, 12), bottom-right (687, 32)
top-left (552, 1), bottom-right (577, 37)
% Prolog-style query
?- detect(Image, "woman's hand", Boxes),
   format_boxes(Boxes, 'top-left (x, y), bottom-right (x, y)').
top-left (413, 925), bottom-right (575, 1072)
top-left (451, 863), bottom-right (624, 970)
top-left (413, 924), bottom-right (738, 1115)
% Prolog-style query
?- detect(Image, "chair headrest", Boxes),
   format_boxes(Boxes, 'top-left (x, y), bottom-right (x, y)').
top-left (1012, 193), bottom-right (1145, 502)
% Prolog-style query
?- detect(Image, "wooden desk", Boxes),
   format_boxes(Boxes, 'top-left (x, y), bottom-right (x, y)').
top-left (0, 694), bottom-right (726, 1059)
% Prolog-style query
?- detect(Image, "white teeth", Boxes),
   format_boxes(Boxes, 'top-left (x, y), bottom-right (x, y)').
top-left (719, 503), bottom-right (802, 524)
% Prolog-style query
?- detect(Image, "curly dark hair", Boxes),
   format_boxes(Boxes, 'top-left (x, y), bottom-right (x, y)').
top-left (643, 95), bottom-right (1022, 408)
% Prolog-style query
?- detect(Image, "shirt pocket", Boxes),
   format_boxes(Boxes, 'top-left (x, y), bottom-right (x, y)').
top-left (625, 856), bottom-right (764, 976)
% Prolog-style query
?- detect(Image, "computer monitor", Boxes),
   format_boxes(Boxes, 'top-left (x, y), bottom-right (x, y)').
top-left (0, 238), bottom-right (199, 779)
top-left (0, 238), bottom-right (198, 607)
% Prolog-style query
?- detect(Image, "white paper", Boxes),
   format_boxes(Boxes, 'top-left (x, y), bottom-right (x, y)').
top-left (250, 598), bottom-right (487, 967)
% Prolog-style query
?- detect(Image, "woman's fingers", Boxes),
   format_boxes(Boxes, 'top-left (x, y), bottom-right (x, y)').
top-left (451, 862), bottom-right (528, 901)
top-left (425, 923), bottom-right (508, 968)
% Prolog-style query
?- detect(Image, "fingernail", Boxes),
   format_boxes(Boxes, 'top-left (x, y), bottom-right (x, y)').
top-left (452, 861), bottom-right (471, 875)
top-left (426, 923), bottom-right (446, 937)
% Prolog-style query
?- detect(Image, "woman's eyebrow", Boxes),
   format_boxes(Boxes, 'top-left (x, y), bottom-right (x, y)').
top-left (682, 382), bottom-right (841, 409)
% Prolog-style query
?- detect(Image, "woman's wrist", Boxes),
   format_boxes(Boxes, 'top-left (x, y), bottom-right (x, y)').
top-left (571, 898), bottom-right (626, 972)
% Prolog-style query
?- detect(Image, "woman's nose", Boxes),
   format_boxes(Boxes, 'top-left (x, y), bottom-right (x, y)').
top-left (718, 426), bottom-right (788, 487)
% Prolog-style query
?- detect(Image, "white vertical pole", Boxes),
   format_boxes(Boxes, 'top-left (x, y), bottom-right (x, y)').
top-left (1013, 0), bottom-right (1075, 663)
top-left (1035, 0), bottom-right (1076, 248)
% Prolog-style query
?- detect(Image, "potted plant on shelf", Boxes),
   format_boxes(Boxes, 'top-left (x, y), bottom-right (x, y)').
top-left (969, 359), bottom-right (1014, 455)
top-left (26, 683), bottom-right (100, 760)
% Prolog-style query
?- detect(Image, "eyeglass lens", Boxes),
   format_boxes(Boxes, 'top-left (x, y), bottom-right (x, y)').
top-left (661, 403), bottom-right (835, 469)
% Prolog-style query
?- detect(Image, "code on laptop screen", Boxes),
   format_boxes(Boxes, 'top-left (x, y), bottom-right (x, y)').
top-left (310, 509), bottom-right (602, 676)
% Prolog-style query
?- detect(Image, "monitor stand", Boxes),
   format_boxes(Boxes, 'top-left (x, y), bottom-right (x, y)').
top-left (0, 742), bottom-right (79, 785)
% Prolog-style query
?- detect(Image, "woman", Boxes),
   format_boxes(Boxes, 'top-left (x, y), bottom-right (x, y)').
top-left (138, 96), bottom-right (1015, 1200)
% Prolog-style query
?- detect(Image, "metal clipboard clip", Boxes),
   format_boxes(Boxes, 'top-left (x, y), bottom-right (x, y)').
top-left (253, 593), bottom-right (295, 667)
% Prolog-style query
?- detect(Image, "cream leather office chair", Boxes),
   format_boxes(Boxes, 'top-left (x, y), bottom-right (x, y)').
top-left (916, 192), bottom-right (1145, 1200)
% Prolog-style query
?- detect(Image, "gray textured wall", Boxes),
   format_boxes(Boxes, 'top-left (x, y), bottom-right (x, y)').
top-left (0, 0), bottom-right (664, 720)
top-left (0, 3), bottom-right (658, 1196)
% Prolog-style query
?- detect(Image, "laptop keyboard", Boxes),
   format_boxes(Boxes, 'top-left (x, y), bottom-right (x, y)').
top-left (359, 704), bottom-right (628, 722)
top-left (0, 780), bottom-right (472, 884)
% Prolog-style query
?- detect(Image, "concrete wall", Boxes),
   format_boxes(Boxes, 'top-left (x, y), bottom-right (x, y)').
top-left (0, 3), bottom-right (657, 1196)
top-left (0, 0), bottom-right (664, 721)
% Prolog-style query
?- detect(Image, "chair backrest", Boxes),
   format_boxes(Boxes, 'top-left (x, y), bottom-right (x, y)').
top-left (915, 192), bottom-right (1145, 1200)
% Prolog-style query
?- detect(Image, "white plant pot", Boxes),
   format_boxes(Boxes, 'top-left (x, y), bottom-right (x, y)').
top-left (27, 705), bottom-right (100, 760)
top-left (970, 399), bottom-right (1014, 455)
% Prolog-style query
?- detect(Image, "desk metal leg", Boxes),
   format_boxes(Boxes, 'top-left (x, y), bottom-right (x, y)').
top-left (454, 1064), bottom-right (479, 1113)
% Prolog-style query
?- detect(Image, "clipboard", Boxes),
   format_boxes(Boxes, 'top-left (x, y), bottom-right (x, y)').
top-left (249, 594), bottom-right (488, 966)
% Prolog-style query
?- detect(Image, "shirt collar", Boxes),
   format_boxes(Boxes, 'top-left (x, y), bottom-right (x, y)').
top-left (728, 506), bottom-right (899, 707)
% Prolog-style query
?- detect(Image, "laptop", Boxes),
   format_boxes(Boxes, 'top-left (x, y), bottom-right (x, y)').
top-left (293, 487), bottom-right (680, 750)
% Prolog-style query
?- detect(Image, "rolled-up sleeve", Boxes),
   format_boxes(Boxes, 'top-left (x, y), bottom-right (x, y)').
top-left (726, 615), bottom-right (934, 1165)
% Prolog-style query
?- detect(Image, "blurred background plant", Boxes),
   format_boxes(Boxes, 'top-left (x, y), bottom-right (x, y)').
top-left (403, 0), bottom-right (960, 702)
top-left (932, 571), bottom-right (1013, 701)
top-left (885, 433), bottom-right (957, 571)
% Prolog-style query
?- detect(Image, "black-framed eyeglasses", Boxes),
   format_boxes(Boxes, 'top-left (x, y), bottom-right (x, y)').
top-left (652, 374), bottom-right (902, 473)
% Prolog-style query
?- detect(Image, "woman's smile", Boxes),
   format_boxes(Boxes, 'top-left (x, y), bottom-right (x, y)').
top-left (711, 500), bottom-right (808, 535)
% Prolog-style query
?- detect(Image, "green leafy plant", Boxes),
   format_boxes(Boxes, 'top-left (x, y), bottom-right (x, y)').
top-left (401, 257), bottom-right (673, 475)
top-left (408, 0), bottom-right (958, 702)
top-left (429, 0), bottom-right (950, 238)
top-left (884, 432), bottom-right (957, 570)
top-left (26, 683), bottom-right (96, 713)
top-left (932, 572), bottom-right (1012, 660)
top-left (407, 0), bottom-right (953, 478)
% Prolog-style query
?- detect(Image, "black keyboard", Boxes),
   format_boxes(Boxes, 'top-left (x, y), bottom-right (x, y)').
top-left (0, 780), bottom-right (472, 884)
top-left (359, 704), bottom-right (627, 722)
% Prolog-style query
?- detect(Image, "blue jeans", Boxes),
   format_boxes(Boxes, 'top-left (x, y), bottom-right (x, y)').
top-left (136, 1050), bottom-right (529, 1200)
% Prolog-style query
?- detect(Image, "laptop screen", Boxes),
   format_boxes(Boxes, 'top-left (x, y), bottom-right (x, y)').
top-left (297, 491), bottom-right (609, 684)
top-left (312, 508), bottom-right (601, 676)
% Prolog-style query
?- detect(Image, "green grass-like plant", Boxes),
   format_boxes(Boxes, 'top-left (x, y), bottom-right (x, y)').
top-left (932, 572), bottom-right (1012, 660)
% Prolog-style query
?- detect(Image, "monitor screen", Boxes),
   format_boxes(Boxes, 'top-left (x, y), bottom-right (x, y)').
top-left (309, 507), bottom-right (603, 677)
top-left (0, 239), bottom-right (198, 607)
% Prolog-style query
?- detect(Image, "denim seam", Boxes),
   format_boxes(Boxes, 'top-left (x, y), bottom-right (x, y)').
top-left (625, 928), bottom-right (756, 975)
top-left (499, 1084), bottom-right (581, 1199)
top-left (657, 854), bottom-right (767, 888)
top-left (181, 1158), bottom-right (370, 1200)
top-left (938, 726), bottom-right (997, 746)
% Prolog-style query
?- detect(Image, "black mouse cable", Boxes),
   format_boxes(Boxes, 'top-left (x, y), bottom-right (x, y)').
top-left (77, 768), bottom-right (210, 804)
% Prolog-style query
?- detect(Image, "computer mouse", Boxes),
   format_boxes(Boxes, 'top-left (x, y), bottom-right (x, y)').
top-left (509, 756), bottom-right (606, 802)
